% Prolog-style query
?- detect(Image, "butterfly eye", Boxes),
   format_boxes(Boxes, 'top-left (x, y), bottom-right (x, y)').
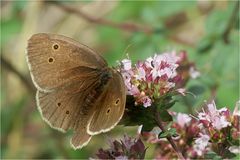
top-left (53, 44), bottom-right (59, 50)
top-left (66, 110), bottom-right (69, 114)
top-left (115, 99), bottom-right (120, 105)
top-left (48, 57), bottom-right (54, 63)
top-left (57, 102), bottom-right (61, 107)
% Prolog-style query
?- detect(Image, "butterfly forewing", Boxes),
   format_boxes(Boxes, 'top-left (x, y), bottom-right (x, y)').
top-left (27, 33), bottom-right (107, 92)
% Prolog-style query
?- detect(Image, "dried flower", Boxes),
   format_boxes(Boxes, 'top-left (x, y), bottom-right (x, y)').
top-left (95, 135), bottom-right (146, 160)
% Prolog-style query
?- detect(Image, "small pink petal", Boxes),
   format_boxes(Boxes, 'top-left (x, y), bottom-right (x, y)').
top-left (121, 59), bottom-right (132, 70)
top-left (141, 96), bottom-right (152, 107)
top-left (177, 113), bottom-right (192, 127)
top-left (189, 67), bottom-right (200, 79)
top-left (177, 88), bottom-right (186, 96)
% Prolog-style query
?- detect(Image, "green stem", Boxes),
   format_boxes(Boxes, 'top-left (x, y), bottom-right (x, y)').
top-left (155, 110), bottom-right (185, 160)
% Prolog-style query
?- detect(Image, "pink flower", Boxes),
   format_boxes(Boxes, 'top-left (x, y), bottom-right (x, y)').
top-left (121, 59), bottom-right (132, 70)
top-left (177, 113), bottom-right (192, 128)
top-left (229, 146), bottom-right (240, 154)
top-left (193, 133), bottom-right (210, 156)
top-left (129, 85), bottom-right (140, 96)
top-left (119, 51), bottom-right (185, 107)
top-left (213, 116), bottom-right (231, 130)
top-left (197, 101), bottom-right (231, 130)
top-left (115, 156), bottom-right (128, 160)
top-left (145, 57), bottom-right (153, 68)
top-left (135, 66), bottom-right (146, 80)
top-left (176, 88), bottom-right (186, 96)
top-left (151, 100), bottom-right (239, 159)
top-left (141, 96), bottom-right (152, 107)
top-left (150, 53), bottom-right (179, 81)
top-left (233, 100), bottom-right (240, 116)
top-left (189, 67), bottom-right (200, 79)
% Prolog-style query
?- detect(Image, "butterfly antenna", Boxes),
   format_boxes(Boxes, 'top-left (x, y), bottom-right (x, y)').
top-left (115, 43), bottom-right (134, 68)
top-left (123, 43), bottom-right (135, 59)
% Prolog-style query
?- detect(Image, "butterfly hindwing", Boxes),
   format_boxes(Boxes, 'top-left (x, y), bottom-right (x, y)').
top-left (87, 70), bottom-right (126, 135)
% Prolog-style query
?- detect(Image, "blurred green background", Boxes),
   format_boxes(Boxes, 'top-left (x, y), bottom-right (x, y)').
top-left (1, 0), bottom-right (239, 159)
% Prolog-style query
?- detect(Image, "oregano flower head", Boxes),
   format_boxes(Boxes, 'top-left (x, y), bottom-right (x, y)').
top-left (119, 51), bottom-right (185, 107)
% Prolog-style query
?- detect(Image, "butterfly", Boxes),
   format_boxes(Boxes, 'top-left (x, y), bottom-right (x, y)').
top-left (26, 33), bottom-right (126, 149)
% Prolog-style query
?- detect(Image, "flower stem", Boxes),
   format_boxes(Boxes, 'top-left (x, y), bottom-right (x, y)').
top-left (155, 110), bottom-right (185, 160)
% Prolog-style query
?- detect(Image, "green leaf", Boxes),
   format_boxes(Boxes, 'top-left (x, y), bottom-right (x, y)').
top-left (155, 93), bottom-right (176, 110)
top-left (234, 153), bottom-right (240, 160)
top-left (164, 100), bottom-right (176, 110)
top-left (196, 35), bottom-right (215, 53)
top-left (120, 95), bottom-right (173, 132)
top-left (158, 110), bottom-right (173, 122)
top-left (158, 131), bottom-right (169, 138)
top-left (205, 3), bottom-right (234, 36)
top-left (158, 128), bottom-right (177, 138)
top-left (120, 96), bottom-right (156, 132)
top-left (188, 84), bottom-right (206, 95)
top-left (204, 151), bottom-right (222, 160)
top-left (209, 34), bottom-right (239, 109)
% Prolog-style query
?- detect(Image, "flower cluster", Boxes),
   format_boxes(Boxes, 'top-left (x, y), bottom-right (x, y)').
top-left (197, 101), bottom-right (231, 130)
top-left (119, 51), bottom-right (191, 107)
top-left (141, 100), bottom-right (240, 159)
top-left (194, 101), bottom-right (240, 157)
top-left (143, 113), bottom-right (203, 159)
top-left (95, 135), bottom-right (146, 160)
top-left (115, 51), bottom-right (238, 159)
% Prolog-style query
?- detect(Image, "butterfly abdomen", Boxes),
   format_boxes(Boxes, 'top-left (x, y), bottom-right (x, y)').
top-left (82, 68), bottom-right (112, 114)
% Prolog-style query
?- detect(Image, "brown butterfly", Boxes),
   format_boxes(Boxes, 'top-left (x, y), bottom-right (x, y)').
top-left (26, 33), bottom-right (126, 149)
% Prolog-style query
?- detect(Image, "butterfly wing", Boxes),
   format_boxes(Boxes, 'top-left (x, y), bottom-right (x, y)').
top-left (36, 77), bottom-right (99, 149)
top-left (87, 70), bottom-right (126, 135)
top-left (26, 33), bottom-right (107, 92)
top-left (36, 76), bottom-right (97, 131)
top-left (27, 33), bottom-right (126, 149)
top-left (27, 33), bottom-right (108, 149)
